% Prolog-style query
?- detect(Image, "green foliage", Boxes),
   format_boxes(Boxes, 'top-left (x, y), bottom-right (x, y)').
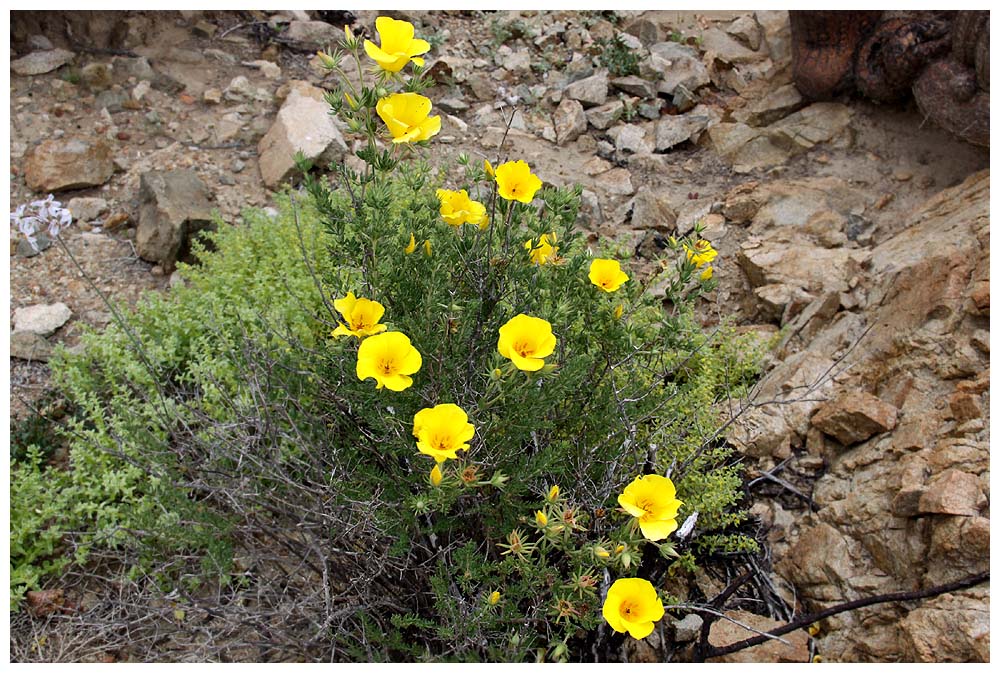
top-left (10, 22), bottom-right (766, 661)
top-left (596, 34), bottom-right (640, 77)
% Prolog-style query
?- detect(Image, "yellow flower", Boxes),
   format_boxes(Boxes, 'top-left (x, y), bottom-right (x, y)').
top-left (404, 232), bottom-right (416, 254)
top-left (429, 464), bottom-right (443, 487)
top-left (524, 233), bottom-right (558, 265)
top-left (602, 577), bottom-right (665, 640)
top-left (617, 474), bottom-right (683, 541)
top-left (331, 292), bottom-right (388, 339)
top-left (488, 590), bottom-right (501, 606)
top-left (423, 239), bottom-right (432, 256)
top-left (497, 314), bottom-right (557, 372)
top-left (700, 266), bottom-right (714, 281)
top-left (684, 239), bottom-right (718, 268)
top-left (376, 92), bottom-right (441, 144)
top-left (495, 160), bottom-right (543, 203)
top-left (594, 546), bottom-right (611, 559)
top-left (535, 510), bottom-right (548, 528)
top-left (363, 16), bottom-right (430, 73)
top-left (484, 159), bottom-right (494, 179)
top-left (436, 188), bottom-right (487, 227)
top-left (589, 259), bottom-right (630, 293)
top-left (356, 331), bottom-right (422, 391)
top-left (547, 485), bottom-right (560, 502)
top-left (613, 304), bottom-right (624, 320)
top-left (413, 403), bottom-right (475, 462)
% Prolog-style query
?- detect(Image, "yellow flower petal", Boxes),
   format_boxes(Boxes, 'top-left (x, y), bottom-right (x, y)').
top-left (589, 259), bottom-right (630, 293)
top-left (413, 403), bottom-right (476, 462)
top-left (356, 332), bottom-right (422, 391)
top-left (602, 578), bottom-right (664, 640)
top-left (495, 160), bottom-right (543, 203)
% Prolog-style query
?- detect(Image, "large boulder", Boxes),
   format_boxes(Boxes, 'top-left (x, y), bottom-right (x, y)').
top-left (257, 81), bottom-right (348, 188)
top-left (754, 170), bottom-right (990, 662)
top-left (135, 170), bottom-right (215, 271)
top-left (24, 137), bottom-right (114, 193)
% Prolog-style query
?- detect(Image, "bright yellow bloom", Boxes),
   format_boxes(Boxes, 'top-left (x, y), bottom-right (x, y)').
top-left (535, 510), bottom-right (548, 528)
top-left (497, 314), bottom-right (557, 372)
top-left (413, 403), bottom-right (475, 462)
top-left (684, 239), bottom-right (718, 268)
top-left (524, 233), bottom-right (558, 265)
top-left (404, 232), bottom-right (416, 254)
top-left (332, 292), bottom-right (388, 339)
top-left (700, 266), bottom-right (714, 281)
top-left (489, 590), bottom-right (501, 606)
top-left (617, 474), bottom-right (683, 541)
top-left (602, 577), bottom-right (665, 640)
top-left (363, 16), bottom-right (430, 73)
top-left (436, 188), bottom-right (487, 227)
top-left (429, 464), bottom-right (443, 487)
top-left (547, 485), bottom-right (560, 502)
top-left (589, 259), bottom-right (630, 293)
top-left (376, 92), bottom-right (441, 144)
top-left (495, 160), bottom-right (543, 203)
top-left (356, 331), bottom-right (422, 391)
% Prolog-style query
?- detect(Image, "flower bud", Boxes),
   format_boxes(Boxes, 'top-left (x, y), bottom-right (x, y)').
top-left (535, 510), bottom-right (548, 528)
top-left (423, 239), bottom-right (432, 256)
top-left (489, 591), bottom-right (501, 606)
top-left (594, 546), bottom-right (610, 559)
top-left (613, 304), bottom-right (624, 320)
top-left (484, 159), bottom-right (495, 178)
top-left (491, 367), bottom-right (503, 381)
top-left (547, 484), bottom-right (560, 502)
top-left (490, 471), bottom-right (510, 489)
top-left (315, 51), bottom-right (338, 70)
top-left (700, 266), bottom-right (714, 281)
top-left (429, 464), bottom-right (443, 487)
top-left (404, 233), bottom-right (416, 255)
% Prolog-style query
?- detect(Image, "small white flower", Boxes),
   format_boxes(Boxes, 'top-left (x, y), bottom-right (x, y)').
top-left (10, 194), bottom-right (73, 252)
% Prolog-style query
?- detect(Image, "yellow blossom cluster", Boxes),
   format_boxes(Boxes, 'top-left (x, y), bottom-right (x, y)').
top-left (335, 18), bottom-right (710, 646)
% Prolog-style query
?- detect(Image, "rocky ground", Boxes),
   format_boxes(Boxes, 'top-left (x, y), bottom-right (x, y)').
top-left (8, 9), bottom-right (990, 663)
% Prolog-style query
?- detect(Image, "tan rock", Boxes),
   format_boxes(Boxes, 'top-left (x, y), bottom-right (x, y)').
top-left (949, 390), bottom-right (983, 421)
top-left (924, 515), bottom-right (990, 585)
top-left (706, 610), bottom-right (810, 662)
top-left (811, 392), bottom-right (898, 446)
top-left (899, 589), bottom-right (990, 661)
top-left (257, 81), bottom-right (347, 188)
top-left (24, 137), bottom-right (114, 193)
top-left (918, 469), bottom-right (984, 516)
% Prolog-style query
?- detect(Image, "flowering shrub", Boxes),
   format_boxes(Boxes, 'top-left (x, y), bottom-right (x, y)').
top-left (13, 16), bottom-right (764, 661)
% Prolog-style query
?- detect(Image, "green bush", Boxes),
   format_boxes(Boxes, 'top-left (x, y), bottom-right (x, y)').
top-left (10, 20), bottom-right (765, 661)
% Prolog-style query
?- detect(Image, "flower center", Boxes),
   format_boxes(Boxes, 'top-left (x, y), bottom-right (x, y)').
top-left (619, 600), bottom-right (638, 620)
top-left (379, 357), bottom-right (396, 375)
top-left (513, 340), bottom-right (533, 358)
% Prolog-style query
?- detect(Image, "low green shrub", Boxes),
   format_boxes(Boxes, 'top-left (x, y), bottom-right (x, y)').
top-left (10, 18), bottom-right (765, 661)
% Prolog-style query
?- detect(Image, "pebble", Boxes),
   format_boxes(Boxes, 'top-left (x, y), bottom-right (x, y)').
top-left (231, 159), bottom-right (246, 173)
